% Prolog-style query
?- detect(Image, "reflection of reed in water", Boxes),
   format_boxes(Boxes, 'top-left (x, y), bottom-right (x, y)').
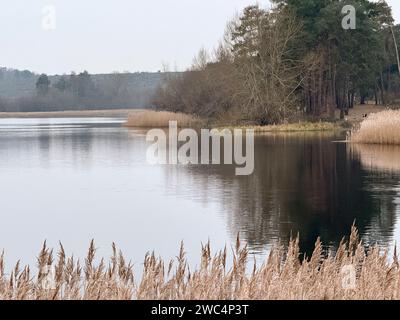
top-left (349, 143), bottom-right (400, 173)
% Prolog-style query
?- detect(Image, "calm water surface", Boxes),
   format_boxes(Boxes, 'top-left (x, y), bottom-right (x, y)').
top-left (1, 117), bottom-right (400, 269)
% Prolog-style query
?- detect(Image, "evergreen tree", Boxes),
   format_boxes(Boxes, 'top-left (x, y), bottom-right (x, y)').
top-left (36, 74), bottom-right (50, 96)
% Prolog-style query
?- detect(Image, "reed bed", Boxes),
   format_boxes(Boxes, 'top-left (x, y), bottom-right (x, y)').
top-left (1, 226), bottom-right (400, 300)
top-left (124, 110), bottom-right (198, 128)
top-left (350, 109), bottom-right (400, 144)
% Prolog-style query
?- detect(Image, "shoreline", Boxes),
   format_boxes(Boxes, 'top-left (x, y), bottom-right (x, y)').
top-left (0, 109), bottom-right (143, 119)
top-left (0, 104), bottom-right (384, 133)
top-left (124, 110), bottom-right (349, 132)
top-left (124, 105), bottom-right (388, 132)
top-left (223, 121), bottom-right (348, 133)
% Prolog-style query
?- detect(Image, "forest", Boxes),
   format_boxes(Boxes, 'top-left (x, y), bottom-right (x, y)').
top-left (154, 0), bottom-right (400, 125)
top-left (0, 68), bottom-right (168, 112)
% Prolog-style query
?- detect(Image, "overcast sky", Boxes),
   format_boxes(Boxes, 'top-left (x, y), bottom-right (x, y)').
top-left (0, 0), bottom-right (399, 75)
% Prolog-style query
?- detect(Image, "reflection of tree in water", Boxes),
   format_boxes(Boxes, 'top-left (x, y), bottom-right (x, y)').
top-left (181, 133), bottom-right (399, 256)
top-left (348, 144), bottom-right (400, 247)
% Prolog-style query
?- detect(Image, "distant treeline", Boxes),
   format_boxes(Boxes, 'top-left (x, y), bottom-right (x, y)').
top-left (154, 0), bottom-right (400, 124)
top-left (0, 68), bottom-right (177, 112)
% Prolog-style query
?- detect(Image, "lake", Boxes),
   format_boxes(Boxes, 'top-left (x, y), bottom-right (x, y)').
top-left (0, 117), bottom-right (400, 270)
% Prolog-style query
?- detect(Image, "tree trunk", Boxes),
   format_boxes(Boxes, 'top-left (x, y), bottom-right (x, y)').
top-left (380, 73), bottom-right (386, 105)
top-left (391, 26), bottom-right (400, 77)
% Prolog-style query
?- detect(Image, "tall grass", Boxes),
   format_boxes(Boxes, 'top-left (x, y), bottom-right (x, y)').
top-left (124, 110), bottom-right (198, 128)
top-left (350, 109), bottom-right (400, 144)
top-left (1, 226), bottom-right (400, 300)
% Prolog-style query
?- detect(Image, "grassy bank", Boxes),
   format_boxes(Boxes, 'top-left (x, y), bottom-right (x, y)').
top-left (124, 110), bottom-right (347, 132)
top-left (0, 226), bottom-right (399, 300)
top-left (229, 121), bottom-right (345, 133)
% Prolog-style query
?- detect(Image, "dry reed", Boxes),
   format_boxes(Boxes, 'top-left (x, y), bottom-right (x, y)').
top-left (124, 110), bottom-right (198, 128)
top-left (1, 226), bottom-right (400, 300)
top-left (350, 109), bottom-right (400, 144)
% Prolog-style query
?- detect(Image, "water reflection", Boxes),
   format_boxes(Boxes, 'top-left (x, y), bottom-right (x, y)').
top-left (179, 133), bottom-right (400, 256)
top-left (350, 144), bottom-right (400, 173)
top-left (1, 118), bottom-right (400, 268)
top-left (348, 143), bottom-right (400, 248)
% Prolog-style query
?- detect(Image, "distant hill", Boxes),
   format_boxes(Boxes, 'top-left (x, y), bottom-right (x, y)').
top-left (0, 67), bottom-right (180, 110)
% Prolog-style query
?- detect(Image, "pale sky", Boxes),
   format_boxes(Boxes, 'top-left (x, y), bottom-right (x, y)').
top-left (0, 0), bottom-right (399, 75)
